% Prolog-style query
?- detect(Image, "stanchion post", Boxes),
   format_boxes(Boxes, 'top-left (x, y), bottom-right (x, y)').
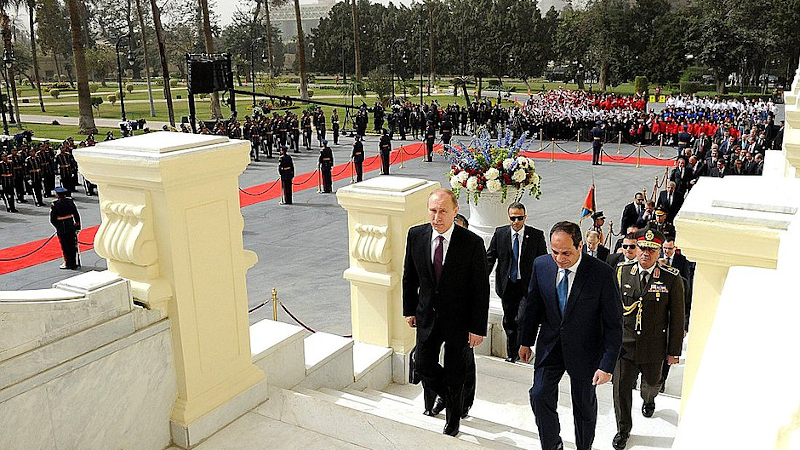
top-left (272, 288), bottom-right (278, 321)
top-left (540, 128), bottom-right (543, 151)
top-left (576, 130), bottom-right (581, 152)
top-left (637, 145), bottom-right (642, 168)
top-left (617, 131), bottom-right (622, 154)
top-left (350, 159), bottom-right (354, 184)
top-left (659, 134), bottom-right (664, 157)
top-left (550, 139), bottom-right (555, 162)
top-left (400, 146), bottom-right (404, 169)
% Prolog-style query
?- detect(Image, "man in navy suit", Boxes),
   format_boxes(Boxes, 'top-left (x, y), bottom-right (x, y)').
top-left (486, 201), bottom-right (548, 362)
top-left (519, 221), bottom-right (623, 450)
top-left (403, 188), bottom-right (490, 437)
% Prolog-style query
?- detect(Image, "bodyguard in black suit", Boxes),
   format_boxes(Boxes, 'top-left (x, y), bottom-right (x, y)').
top-left (403, 188), bottom-right (490, 437)
top-left (379, 129), bottom-right (391, 175)
top-left (656, 182), bottom-right (683, 224)
top-left (620, 192), bottom-right (645, 232)
top-left (519, 221), bottom-right (622, 450)
top-left (351, 135), bottom-right (364, 182)
top-left (486, 202), bottom-right (548, 362)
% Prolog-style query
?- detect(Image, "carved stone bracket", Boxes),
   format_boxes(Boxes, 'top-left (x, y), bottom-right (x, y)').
top-left (95, 198), bottom-right (157, 267)
top-left (352, 224), bottom-right (391, 264)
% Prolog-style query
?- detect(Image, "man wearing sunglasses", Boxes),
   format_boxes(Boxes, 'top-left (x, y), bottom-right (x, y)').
top-left (486, 202), bottom-right (548, 363)
top-left (611, 228), bottom-right (684, 450)
top-left (607, 233), bottom-right (638, 267)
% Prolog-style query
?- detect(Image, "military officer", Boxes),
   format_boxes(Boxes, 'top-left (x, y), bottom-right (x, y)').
top-left (611, 228), bottom-right (684, 450)
top-left (351, 134), bottom-right (364, 182)
top-left (592, 120), bottom-right (603, 165)
top-left (50, 186), bottom-right (82, 270)
top-left (0, 152), bottom-right (17, 212)
top-left (318, 139), bottom-right (334, 193)
top-left (379, 128), bottom-right (391, 175)
top-left (332, 109), bottom-right (341, 145)
top-left (56, 146), bottom-right (76, 194)
top-left (25, 148), bottom-right (45, 206)
top-left (588, 211), bottom-right (606, 245)
top-left (11, 147), bottom-right (26, 202)
top-left (278, 146), bottom-right (294, 205)
top-left (424, 120), bottom-right (436, 162)
top-left (440, 115), bottom-right (453, 146)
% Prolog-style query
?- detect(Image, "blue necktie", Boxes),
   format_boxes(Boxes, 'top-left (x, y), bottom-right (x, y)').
top-left (509, 232), bottom-right (519, 281)
top-left (558, 269), bottom-right (569, 315)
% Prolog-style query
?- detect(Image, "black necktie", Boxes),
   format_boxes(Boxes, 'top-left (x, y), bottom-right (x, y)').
top-left (640, 272), bottom-right (649, 291)
top-left (434, 236), bottom-right (444, 283)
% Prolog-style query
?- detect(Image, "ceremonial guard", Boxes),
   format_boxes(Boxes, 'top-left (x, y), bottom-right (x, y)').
top-left (315, 109), bottom-right (326, 145)
top-left (440, 116), bottom-right (453, 146)
top-left (11, 147), bottom-right (26, 202)
top-left (278, 146), bottom-right (294, 205)
top-left (39, 142), bottom-right (55, 197)
top-left (591, 120), bottom-right (603, 165)
top-left (290, 113), bottom-right (300, 154)
top-left (379, 128), bottom-right (391, 175)
top-left (612, 228), bottom-right (684, 450)
top-left (56, 146), bottom-right (76, 193)
top-left (424, 120), bottom-right (436, 162)
top-left (302, 111), bottom-right (313, 150)
top-left (331, 109), bottom-right (340, 145)
top-left (25, 148), bottom-right (44, 206)
top-left (351, 134), bottom-right (364, 182)
top-left (318, 139), bottom-right (334, 193)
top-left (0, 152), bottom-right (17, 212)
top-left (50, 186), bottom-right (82, 270)
top-left (277, 114), bottom-right (288, 149)
top-left (588, 211), bottom-right (606, 244)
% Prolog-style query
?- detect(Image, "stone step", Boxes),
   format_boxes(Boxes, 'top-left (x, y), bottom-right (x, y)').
top-left (350, 341), bottom-right (392, 391)
top-left (250, 319), bottom-right (307, 389)
top-left (298, 332), bottom-right (354, 389)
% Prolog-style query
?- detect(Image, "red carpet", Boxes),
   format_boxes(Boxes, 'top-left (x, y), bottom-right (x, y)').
top-left (0, 141), bottom-right (671, 275)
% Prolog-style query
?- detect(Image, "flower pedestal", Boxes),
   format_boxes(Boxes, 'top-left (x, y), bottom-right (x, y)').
top-left (466, 189), bottom-right (522, 359)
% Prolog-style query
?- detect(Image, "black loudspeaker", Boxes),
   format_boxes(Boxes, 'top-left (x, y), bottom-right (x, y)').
top-left (189, 60), bottom-right (215, 94)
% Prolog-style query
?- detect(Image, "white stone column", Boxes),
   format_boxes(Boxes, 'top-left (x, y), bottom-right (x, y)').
top-left (337, 176), bottom-right (439, 383)
top-left (74, 132), bottom-right (264, 447)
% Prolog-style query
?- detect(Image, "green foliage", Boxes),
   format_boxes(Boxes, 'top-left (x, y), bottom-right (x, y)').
top-left (107, 93), bottom-right (117, 105)
top-left (89, 83), bottom-right (99, 93)
top-left (90, 96), bottom-right (103, 107)
top-left (169, 79), bottom-right (179, 88)
top-left (633, 76), bottom-right (649, 94)
top-left (49, 88), bottom-right (60, 99)
top-left (365, 66), bottom-right (391, 105)
top-left (125, 83), bottom-right (135, 93)
top-left (339, 79), bottom-right (366, 98)
top-left (680, 81), bottom-right (700, 94)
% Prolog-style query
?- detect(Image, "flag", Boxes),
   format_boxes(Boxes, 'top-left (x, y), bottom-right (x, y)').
top-left (579, 184), bottom-right (596, 224)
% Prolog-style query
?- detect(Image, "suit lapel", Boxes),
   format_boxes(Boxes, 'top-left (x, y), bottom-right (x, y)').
top-left (422, 225), bottom-right (435, 282)
top-left (563, 258), bottom-right (590, 320)
top-left (439, 226), bottom-right (462, 283)
top-left (520, 225), bottom-right (530, 257)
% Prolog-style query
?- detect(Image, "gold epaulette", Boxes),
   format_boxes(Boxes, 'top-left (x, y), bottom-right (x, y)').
top-left (658, 262), bottom-right (680, 276)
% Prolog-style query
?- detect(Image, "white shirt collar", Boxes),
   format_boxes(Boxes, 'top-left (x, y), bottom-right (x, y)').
top-left (637, 262), bottom-right (656, 276)
top-left (562, 252), bottom-right (582, 274)
top-left (431, 223), bottom-right (455, 243)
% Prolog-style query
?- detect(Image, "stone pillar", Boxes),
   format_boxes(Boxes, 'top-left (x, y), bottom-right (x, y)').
top-left (74, 132), bottom-right (264, 447)
top-left (674, 175), bottom-right (798, 412)
top-left (337, 176), bottom-right (439, 383)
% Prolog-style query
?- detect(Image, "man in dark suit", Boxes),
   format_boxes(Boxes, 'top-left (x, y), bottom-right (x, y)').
top-left (486, 201), bottom-right (548, 362)
top-left (582, 230), bottom-right (609, 261)
top-left (403, 188), bottom-right (490, 437)
top-left (656, 182), bottom-right (683, 224)
top-left (351, 135), bottom-right (364, 182)
top-left (620, 192), bottom-right (645, 232)
top-left (708, 158), bottom-right (727, 178)
top-left (669, 157), bottom-right (693, 195)
top-left (519, 221), bottom-right (623, 450)
top-left (607, 233), bottom-right (638, 267)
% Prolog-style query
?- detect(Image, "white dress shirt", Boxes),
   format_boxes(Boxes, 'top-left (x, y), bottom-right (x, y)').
top-left (510, 226), bottom-right (525, 280)
top-left (556, 253), bottom-right (583, 298)
top-left (431, 223), bottom-right (455, 264)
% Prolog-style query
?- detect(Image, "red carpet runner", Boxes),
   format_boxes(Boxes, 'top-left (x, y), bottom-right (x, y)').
top-left (0, 141), bottom-right (670, 275)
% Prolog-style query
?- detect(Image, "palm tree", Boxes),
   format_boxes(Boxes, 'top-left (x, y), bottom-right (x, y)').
top-left (198, 0), bottom-right (222, 118)
top-left (27, 0), bottom-right (45, 112)
top-left (260, 0), bottom-right (287, 77)
top-left (350, 0), bottom-right (361, 80)
top-left (149, 0), bottom-right (174, 126)
top-left (134, 0), bottom-right (155, 117)
top-left (292, 0), bottom-right (308, 100)
top-left (64, 0), bottom-right (96, 134)
top-left (0, 7), bottom-right (21, 127)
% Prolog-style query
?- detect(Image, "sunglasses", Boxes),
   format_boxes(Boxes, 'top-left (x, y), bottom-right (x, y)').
top-left (509, 216), bottom-right (526, 222)
top-left (621, 244), bottom-right (637, 249)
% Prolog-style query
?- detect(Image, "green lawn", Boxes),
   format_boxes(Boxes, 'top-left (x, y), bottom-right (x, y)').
top-left (9, 123), bottom-right (121, 142)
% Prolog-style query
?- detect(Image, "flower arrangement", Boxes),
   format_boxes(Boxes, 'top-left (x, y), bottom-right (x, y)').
top-left (441, 128), bottom-right (543, 204)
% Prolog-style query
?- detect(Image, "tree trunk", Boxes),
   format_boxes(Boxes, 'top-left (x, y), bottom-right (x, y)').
top-left (134, 0), bottom-right (156, 117)
top-left (28, 2), bottom-right (45, 112)
top-left (427, 5), bottom-right (434, 95)
top-left (293, 0), bottom-right (308, 100)
top-left (149, 0), bottom-right (174, 125)
top-left (264, 0), bottom-right (275, 76)
top-left (64, 0), bottom-right (97, 134)
top-left (198, 0), bottom-right (222, 118)
top-left (53, 53), bottom-right (61, 79)
top-left (351, 0), bottom-right (361, 80)
top-left (598, 60), bottom-right (610, 92)
top-left (0, 24), bottom-right (21, 128)
top-left (477, 75), bottom-right (482, 99)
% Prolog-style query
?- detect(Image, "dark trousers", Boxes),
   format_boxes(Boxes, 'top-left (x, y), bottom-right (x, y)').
top-left (1, 183), bottom-right (15, 211)
top-left (380, 151), bottom-right (390, 175)
top-left (530, 344), bottom-right (598, 450)
top-left (60, 172), bottom-right (75, 193)
top-left (43, 171), bottom-right (55, 197)
top-left (266, 135), bottom-right (274, 156)
top-left (592, 142), bottom-right (602, 165)
top-left (333, 125), bottom-right (339, 145)
top-left (423, 347), bottom-right (476, 411)
top-left (354, 161), bottom-right (363, 182)
top-left (280, 177), bottom-right (292, 204)
top-left (613, 357), bottom-right (661, 435)
top-left (501, 280), bottom-right (525, 359)
top-left (293, 131), bottom-right (300, 152)
top-left (14, 175), bottom-right (25, 200)
top-left (251, 137), bottom-right (260, 160)
top-left (29, 176), bottom-right (44, 205)
top-left (321, 168), bottom-right (332, 193)
top-left (417, 323), bottom-right (469, 427)
top-left (303, 129), bottom-right (312, 148)
top-left (56, 225), bottom-right (78, 268)
top-left (443, 133), bottom-right (451, 146)
top-left (426, 139), bottom-right (434, 161)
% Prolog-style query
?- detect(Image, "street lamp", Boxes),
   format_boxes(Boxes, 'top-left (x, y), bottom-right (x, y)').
top-left (0, 48), bottom-right (12, 135)
top-left (390, 38), bottom-right (406, 101)
top-left (250, 36), bottom-right (266, 107)
top-left (115, 34), bottom-right (134, 122)
top-left (497, 42), bottom-right (512, 104)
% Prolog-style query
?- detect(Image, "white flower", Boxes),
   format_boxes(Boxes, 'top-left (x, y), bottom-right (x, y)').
top-left (502, 158), bottom-right (514, 170)
top-left (485, 167), bottom-right (500, 180)
top-left (450, 176), bottom-right (462, 189)
top-left (516, 156), bottom-right (528, 168)
top-left (466, 176), bottom-right (479, 191)
top-left (512, 169), bottom-right (526, 183)
top-left (486, 179), bottom-right (502, 193)
top-left (457, 171), bottom-right (469, 182)
top-left (527, 158), bottom-right (535, 170)
top-left (530, 173), bottom-right (540, 185)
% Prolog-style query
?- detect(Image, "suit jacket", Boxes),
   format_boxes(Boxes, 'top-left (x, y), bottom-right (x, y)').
top-left (582, 244), bottom-right (609, 262)
top-left (402, 224), bottom-right (490, 343)
top-left (620, 202), bottom-right (643, 232)
top-left (486, 225), bottom-right (547, 298)
top-left (519, 254), bottom-right (622, 378)
top-left (606, 252), bottom-right (634, 268)
top-left (670, 167), bottom-right (694, 194)
top-left (657, 190), bottom-right (683, 223)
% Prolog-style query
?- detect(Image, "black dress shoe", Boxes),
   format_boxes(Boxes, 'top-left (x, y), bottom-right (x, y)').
top-left (659, 383), bottom-right (666, 394)
top-left (423, 409), bottom-right (435, 417)
top-left (612, 432), bottom-right (629, 450)
top-left (504, 356), bottom-right (518, 363)
top-left (443, 421), bottom-right (459, 436)
top-left (431, 397), bottom-right (446, 416)
top-left (642, 402), bottom-right (655, 418)
top-left (460, 406), bottom-right (471, 419)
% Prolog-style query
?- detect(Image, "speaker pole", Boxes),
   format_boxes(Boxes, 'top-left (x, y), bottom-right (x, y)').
top-left (189, 92), bottom-right (197, 134)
